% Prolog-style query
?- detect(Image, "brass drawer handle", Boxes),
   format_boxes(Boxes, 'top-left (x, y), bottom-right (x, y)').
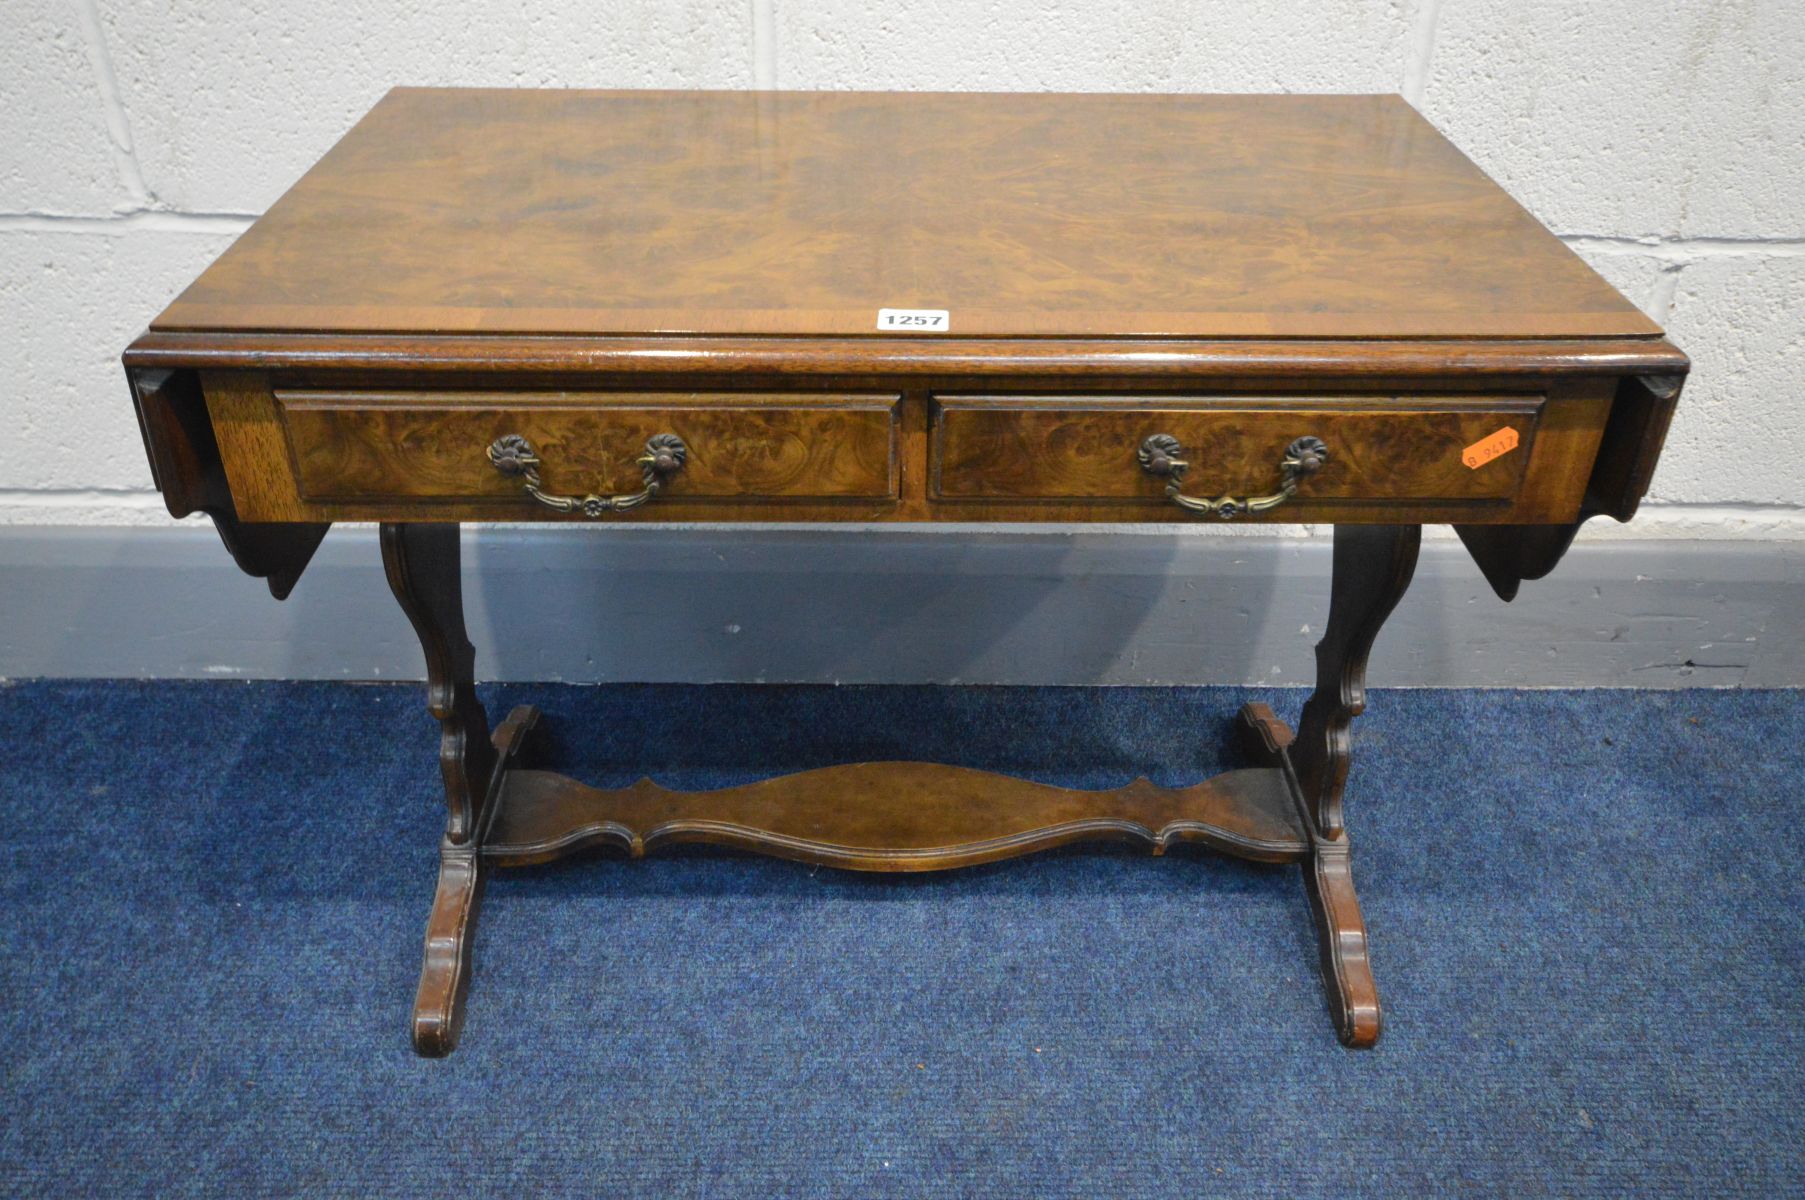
top-left (1138, 434), bottom-right (1329, 519)
top-left (487, 433), bottom-right (687, 516)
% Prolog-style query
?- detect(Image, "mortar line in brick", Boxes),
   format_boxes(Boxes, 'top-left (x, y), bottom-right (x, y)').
top-left (70, 0), bottom-right (154, 210)
top-left (0, 212), bottom-right (256, 235)
top-left (11, 213), bottom-right (1799, 257)
top-left (0, 489), bottom-right (165, 500)
top-left (0, 493), bottom-right (175, 521)
top-left (751, 0), bottom-right (777, 89)
top-left (1563, 234), bottom-right (1805, 259)
top-left (1647, 263), bottom-right (1685, 324)
top-left (1643, 501), bottom-right (1805, 514)
top-left (1582, 508), bottom-right (1805, 541)
top-left (1401, 0), bottom-right (1444, 104)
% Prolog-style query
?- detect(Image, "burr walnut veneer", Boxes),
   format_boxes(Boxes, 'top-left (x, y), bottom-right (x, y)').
top-left (124, 88), bottom-right (1687, 1055)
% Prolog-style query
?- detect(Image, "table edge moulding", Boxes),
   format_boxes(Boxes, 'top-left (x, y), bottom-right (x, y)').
top-left (122, 88), bottom-right (1688, 1056)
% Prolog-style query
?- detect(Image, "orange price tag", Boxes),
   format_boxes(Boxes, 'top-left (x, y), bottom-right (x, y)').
top-left (1462, 427), bottom-right (1520, 469)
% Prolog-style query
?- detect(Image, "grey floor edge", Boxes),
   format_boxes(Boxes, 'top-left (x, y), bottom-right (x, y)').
top-left (3, 524), bottom-right (1803, 687)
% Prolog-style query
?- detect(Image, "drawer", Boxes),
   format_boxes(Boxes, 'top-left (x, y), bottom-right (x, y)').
top-left (279, 391), bottom-right (900, 503)
top-left (931, 395), bottom-right (1543, 506)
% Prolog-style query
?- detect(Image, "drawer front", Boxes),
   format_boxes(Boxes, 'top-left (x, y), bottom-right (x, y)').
top-left (932, 395), bottom-right (1543, 505)
top-left (281, 391), bottom-right (900, 503)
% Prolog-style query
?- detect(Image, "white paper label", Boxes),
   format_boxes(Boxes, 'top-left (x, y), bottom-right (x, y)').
top-left (876, 308), bottom-right (950, 332)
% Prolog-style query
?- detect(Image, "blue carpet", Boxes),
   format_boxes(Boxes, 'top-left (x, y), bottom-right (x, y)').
top-left (1, 681), bottom-right (1801, 1197)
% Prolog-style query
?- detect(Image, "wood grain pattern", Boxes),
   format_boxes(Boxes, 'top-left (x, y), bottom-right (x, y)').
top-left (1303, 837), bottom-right (1382, 1048)
top-left (1293, 525), bottom-right (1421, 841)
top-left (933, 395), bottom-right (1541, 505)
top-left (200, 370), bottom-right (1614, 526)
top-left (152, 89), bottom-right (1657, 341)
top-left (127, 329), bottom-right (1690, 381)
top-left (126, 367), bottom-right (325, 598)
top-left (380, 523), bottom-right (495, 846)
top-left (382, 525), bottom-right (543, 1056)
top-left (116, 88), bottom-right (1693, 1056)
top-left (1584, 373), bottom-right (1685, 523)
top-left (406, 705), bottom-right (539, 1058)
top-left (484, 762), bottom-right (1308, 870)
top-left (1287, 526), bottom-right (1420, 1047)
top-left (200, 371), bottom-right (314, 524)
top-left (1456, 372), bottom-right (1689, 600)
top-left (281, 390), bottom-right (899, 503)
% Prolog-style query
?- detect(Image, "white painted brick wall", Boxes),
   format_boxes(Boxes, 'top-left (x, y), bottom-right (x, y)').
top-left (101, 0), bottom-right (754, 213)
top-left (2, 0), bottom-right (1801, 534)
top-left (771, 2), bottom-right (1414, 92)
top-left (1, 3), bottom-right (121, 214)
top-left (1422, 0), bottom-right (1803, 239)
top-left (1, 228), bottom-right (236, 496)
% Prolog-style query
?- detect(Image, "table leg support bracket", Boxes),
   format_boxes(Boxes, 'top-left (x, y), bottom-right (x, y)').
top-left (1239, 702), bottom-right (1380, 1047)
top-left (412, 705), bottom-right (541, 1057)
top-left (480, 759), bottom-right (1309, 872)
top-left (385, 520), bottom-right (1417, 1056)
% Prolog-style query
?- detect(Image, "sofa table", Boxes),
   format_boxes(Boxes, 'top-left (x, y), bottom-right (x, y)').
top-left (123, 88), bottom-right (1686, 1056)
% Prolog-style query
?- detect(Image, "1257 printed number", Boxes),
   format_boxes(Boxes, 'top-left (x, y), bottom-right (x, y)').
top-left (877, 308), bottom-right (950, 332)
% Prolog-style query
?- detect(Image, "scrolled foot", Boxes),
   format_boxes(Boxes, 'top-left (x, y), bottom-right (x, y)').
top-left (412, 844), bottom-right (483, 1057)
top-left (1304, 840), bottom-right (1381, 1048)
top-left (412, 706), bottom-right (539, 1056)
